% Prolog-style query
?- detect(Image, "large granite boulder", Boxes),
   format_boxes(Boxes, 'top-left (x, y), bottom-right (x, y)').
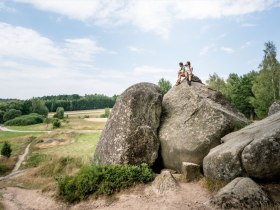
top-left (159, 79), bottom-right (248, 171)
top-left (203, 111), bottom-right (280, 181)
top-left (208, 177), bottom-right (271, 209)
top-left (93, 83), bottom-right (163, 166)
top-left (268, 101), bottom-right (280, 116)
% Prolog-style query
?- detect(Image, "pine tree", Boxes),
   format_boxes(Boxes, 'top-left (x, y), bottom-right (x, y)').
top-left (1, 142), bottom-right (12, 158)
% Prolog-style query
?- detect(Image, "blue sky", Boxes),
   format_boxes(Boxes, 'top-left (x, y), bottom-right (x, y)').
top-left (1, 0), bottom-right (280, 99)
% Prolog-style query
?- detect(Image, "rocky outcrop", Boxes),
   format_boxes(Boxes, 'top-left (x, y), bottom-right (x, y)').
top-left (203, 112), bottom-right (280, 181)
top-left (93, 83), bottom-right (163, 166)
top-left (152, 170), bottom-right (179, 194)
top-left (159, 79), bottom-right (248, 171)
top-left (268, 101), bottom-right (280, 116)
top-left (208, 177), bottom-right (271, 209)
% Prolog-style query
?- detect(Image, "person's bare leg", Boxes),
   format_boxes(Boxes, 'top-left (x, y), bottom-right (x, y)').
top-left (176, 73), bottom-right (182, 85)
top-left (188, 74), bottom-right (192, 86)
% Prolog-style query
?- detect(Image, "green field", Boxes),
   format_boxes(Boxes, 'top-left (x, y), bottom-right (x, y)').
top-left (0, 109), bottom-right (106, 180)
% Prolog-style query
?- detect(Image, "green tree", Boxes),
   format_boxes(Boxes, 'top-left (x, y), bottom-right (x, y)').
top-left (31, 98), bottom-right (49, 117)
top-left (251, 41), bottom-right (280, 118)
top-left (52, 118), bottom-right (61, 129)
top-left (230, 72), bottom-right (257, 119)
top-left (3, 109), bottom-right (22, 122)
top-left (101, 108), bottom-right (110, 118)
top-left (55, 107), bottom-right (64, 119)
top-left (1, 142), bottom-right (12, 158)
top-left (158, 78), bottom-right (172, 95)
top-left (0, 110), bottom-right (4, 123)
top-left (206, 73), bottom-right (227, 96)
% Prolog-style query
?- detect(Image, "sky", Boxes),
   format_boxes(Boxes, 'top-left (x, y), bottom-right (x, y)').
top-left (1, 0), bottom-right (280, 99)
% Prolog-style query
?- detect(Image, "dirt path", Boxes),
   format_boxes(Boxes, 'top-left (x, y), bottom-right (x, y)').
top-left (0, 143), bottom-right (31, 181)
top-left (1, 182), bottom-right (211, 210)
top-left (0, 126), bottom-right (50, 133)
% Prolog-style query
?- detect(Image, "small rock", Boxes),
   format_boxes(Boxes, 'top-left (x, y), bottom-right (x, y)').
top-left (207, 177), bottom-right (271, 209)
top-left (152, 170), bottom-right (179, 194)
top-left (181, 162), bottom-right (201, 182)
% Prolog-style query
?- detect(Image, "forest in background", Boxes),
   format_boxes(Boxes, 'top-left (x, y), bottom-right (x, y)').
top-left (206, 41), bottom-right (280, 119)
top-left (0, 94), bottom-right (117, 124)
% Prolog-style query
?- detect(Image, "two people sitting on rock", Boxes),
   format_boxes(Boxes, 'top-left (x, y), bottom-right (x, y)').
top-left (176, 61), bottom-right (193, 86)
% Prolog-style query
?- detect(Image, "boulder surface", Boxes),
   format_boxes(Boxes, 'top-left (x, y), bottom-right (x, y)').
top-left (203, 111), bottom-right (280, 181)
top-left (268, 101), bottom-right (280, 116)
top-left (159, 79), bottom-right (248, 171)
top-left (93, 83), bottom-right (163, 166)
top-left (208, 177), bottom-right (271, 209)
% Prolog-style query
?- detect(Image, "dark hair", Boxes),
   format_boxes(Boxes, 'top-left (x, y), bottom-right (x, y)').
top-left (179, 62), bottom-right (183, 65)
top-left (187, 61), bottom-right (191, 66)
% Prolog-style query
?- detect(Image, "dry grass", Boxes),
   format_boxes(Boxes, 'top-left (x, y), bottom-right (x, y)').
top-left (198, 177), bottom-right (229, 194)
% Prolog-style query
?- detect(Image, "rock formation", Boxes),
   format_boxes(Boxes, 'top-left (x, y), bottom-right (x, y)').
top-left (159, 79), bottom-right (248, 171)
top-left (203, 111), bottom-right (280, 181)
top-left (93, 83), bottom-right (163, 166)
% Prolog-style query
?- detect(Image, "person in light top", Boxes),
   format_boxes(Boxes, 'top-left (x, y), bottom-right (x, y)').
top-left (176, 62), bottom-right (185, 86)
top-left (185, 61), bottom-right (193, 86)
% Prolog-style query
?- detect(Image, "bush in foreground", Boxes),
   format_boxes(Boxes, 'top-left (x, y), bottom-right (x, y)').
top-left (4, 113), bottom-right (44, 126)
top-left (52, 118), bottom-right (61, 128)
top-left (1, 141), bottom-right (12, 158)
top-left (57, 164), bottom-right (155, 203)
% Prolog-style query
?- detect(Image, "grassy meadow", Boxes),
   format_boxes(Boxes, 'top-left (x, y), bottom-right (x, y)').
top-left (0, 109), bottom-right (106, 189)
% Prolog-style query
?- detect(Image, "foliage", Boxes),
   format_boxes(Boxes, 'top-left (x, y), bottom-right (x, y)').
top-left (1, 141), bottom-right (12, 158)
top-left (251, 41), bottom-right (280, 118)
top-left (54, 107), bottom-right (64, 119)
top-left (44, 117), bottom-right (51, 126)
top-left (52, 118), bottom-right (61, 128)
top-left (206, 73), bottom-right (227, 96)
top-left (43, 94), bottom-right (117, 112)
top-left (158, 78), bottom-right (172, 95)
top-left (100, 108), bottom-right (110, 118)
top-left (31, 98), bottom-right (49, 117)
top-left (57, 164), bottom-right (155, 203)
top-left (0, 110), bottom-right (4, 123)
top-left (4, 113), bottom-right (44, 126)
top-left (3, 109), bottom-right (22, 122)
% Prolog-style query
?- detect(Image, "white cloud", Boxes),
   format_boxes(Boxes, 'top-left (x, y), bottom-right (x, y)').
top-left (221, 47), bottom-right (235, 54)
top-left (0, 0), bottom-right (16, 12)
top-left (128, 46), bottom-right (154, 54)
top-left (241, 23), bottom-right (257, 27)
top-left (200, 44), bottom-right (217, 55)
top-left (14, 0), bottom-right (280, 39)
top-left (0, 22), bottom-right (119, 99)
top-left (241, 41), bottom-right (252, 49)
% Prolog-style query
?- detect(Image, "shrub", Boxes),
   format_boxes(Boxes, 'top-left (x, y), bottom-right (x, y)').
top-left (100, 108), bottom-right (110, 118)
top-left (3, 109), bottom-right (22, 122)
top-left (57, 164), bottom-right (155, 203)
top-left (0, 110), bottom-right (4, 123)
top-left (1, 141), bottom-right (12, 158)
top-left (52, 118), bottom-right (61, 128)
top-left (4, 113), bottom-right (44, 126)
top-left (55, 107), bottom-right (64, 119)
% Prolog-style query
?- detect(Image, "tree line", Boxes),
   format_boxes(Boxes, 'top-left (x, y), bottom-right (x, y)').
top-left (0, 94), bottom-right (117, 124)
top-left (206, 41), bottom-right (280, 119)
